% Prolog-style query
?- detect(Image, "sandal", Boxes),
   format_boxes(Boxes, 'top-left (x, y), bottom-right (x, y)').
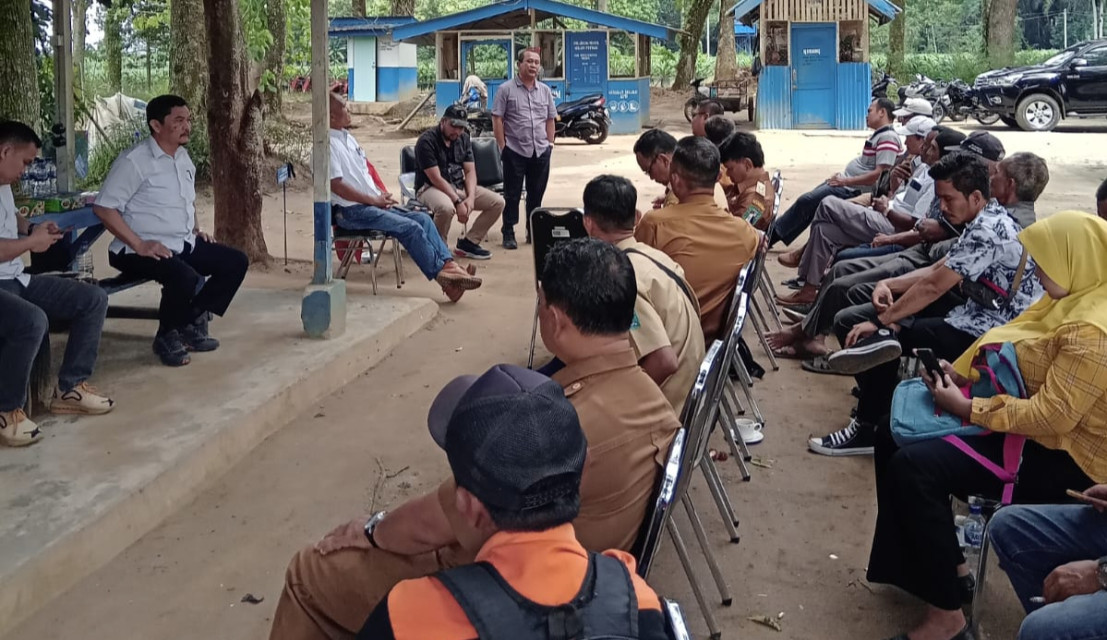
top-left (772, 344), bottom-right (829, 361)
top-left (781, 276), bottom-right (805, 290)
top-left (0, 409), bottom-right (43, 447)
top-left (801, 354), bottom-right (853, 376)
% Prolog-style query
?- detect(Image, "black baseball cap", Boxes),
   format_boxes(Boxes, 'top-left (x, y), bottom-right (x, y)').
top-left (947, 131), bottom-right (1005, 162)
top-left (443, 104), bottom-right (469, 129)
top-left (427, 364), bottom-right (587, 512)
top-left (933, 127), bottom-right (966, 155)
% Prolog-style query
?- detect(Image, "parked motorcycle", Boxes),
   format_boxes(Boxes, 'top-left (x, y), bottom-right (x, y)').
top-left (456, 93), bottom-right (494, 138)
top-left (938, 79), bottom-right (1001, 126)
top-left (555, 94), bottom-right (611, 144)
top-left (871, 72), bottom-right (896, 99)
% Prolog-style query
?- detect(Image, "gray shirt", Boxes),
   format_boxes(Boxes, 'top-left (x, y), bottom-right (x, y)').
top-left (1006, 200), bottom-right (1036, 229)
top-left (491, 77), bottom-right (557, 158)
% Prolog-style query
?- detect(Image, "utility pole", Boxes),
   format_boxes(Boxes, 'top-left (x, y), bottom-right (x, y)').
top-left (1063, 8), bottom-right (1068, 48)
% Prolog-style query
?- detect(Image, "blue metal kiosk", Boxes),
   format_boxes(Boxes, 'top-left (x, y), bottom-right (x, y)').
top-left (390, 0), bottom-right (679, 135)
top-left (730, 0), bottom-right (899, 130)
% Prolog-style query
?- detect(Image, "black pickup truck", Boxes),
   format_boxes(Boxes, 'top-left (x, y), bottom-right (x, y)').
top-left (974, 39), bottom-right (1107, 131)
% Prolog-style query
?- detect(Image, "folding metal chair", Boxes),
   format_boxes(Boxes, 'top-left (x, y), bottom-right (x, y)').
top-left (333, 226), bottom-right (405, 294)
top-left (663, 599), bottom-right (694, 640)
top-left (526, 208), bottom-right (588, 368)
top-left (635, 341), bottom-right (734, 640)
top-left (740, 246), bottom-right (780, 371)
top-left (398, 146), bottom-right (419, 206)
top-left (756, 170), bottom-right (786, 325)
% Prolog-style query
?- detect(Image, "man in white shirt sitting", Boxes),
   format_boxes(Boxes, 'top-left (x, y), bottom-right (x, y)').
top-left (328, 93), bottom-right (481, 302)
top-left (94, 95), bottom-right (249, 367)
top-left (0, 120), bottom-right (114, 448)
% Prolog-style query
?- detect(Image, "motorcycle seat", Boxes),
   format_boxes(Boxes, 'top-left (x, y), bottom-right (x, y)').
top-left (558, 94), bottom-right (604, 111)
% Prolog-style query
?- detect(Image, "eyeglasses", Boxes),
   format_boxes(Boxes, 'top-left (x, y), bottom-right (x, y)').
top-left (644, 154), bottom-right (661, 176)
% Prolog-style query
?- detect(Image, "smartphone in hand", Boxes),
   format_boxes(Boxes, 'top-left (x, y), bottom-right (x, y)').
top-left (915, 348), bottom-right (944, 380)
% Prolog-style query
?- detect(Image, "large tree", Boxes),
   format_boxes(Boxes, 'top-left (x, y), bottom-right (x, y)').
top-left (263, 0), bottom-right (286, 115)
top-left (672, 0), bottom-right (714, 88)
top-left (203, 0), bottom-right (269, 262)
top-left (170, 0), bottom-right (208, 133)
top-left (390, 0), bottom-right (414, 14)
top-left (73, 0), bottom-right (89, 87)
top-left (352, 0), bottom-right (365, 16)
top-left (714, 0), bottom-right (738, 81)
top-left (104, 5), bottom-right (124, 92)
top-left (0, 0), bottom-right (40, 127)
top-left (888, 0), bottom-right (905, 78)
top-left (984, 0), bottom-right (1017, 67)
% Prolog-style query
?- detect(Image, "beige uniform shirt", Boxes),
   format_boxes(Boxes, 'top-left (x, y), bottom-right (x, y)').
top-left (617, 237), bottom-right (705, 415)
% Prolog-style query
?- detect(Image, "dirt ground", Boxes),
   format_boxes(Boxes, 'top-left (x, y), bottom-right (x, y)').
top-left (6, 94), bottom-right (1106, 640)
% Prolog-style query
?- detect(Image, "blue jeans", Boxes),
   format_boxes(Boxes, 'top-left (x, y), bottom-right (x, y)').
top-left (333, 205), bottom-right (452, 281)
top-left (771, 183), bottom-right (859, 247)
top-left (989, 504), bottom-right (1107, 640)
top-left (0, 275), bottom-right (109, 410)
top-left (834, 243), bottom-right (903, 263)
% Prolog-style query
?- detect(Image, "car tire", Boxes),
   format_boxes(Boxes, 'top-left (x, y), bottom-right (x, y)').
top-left (999, 115), bottom-right (1019, 129)
top-left (1015, 94), bottom-right (1062, 131)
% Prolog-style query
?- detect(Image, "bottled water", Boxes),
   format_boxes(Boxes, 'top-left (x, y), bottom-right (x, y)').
top-left (962, 503), bottom-right (986, 573)
top-left (76, 248), bottom-right (95, 278)
top-left (46, 159), bottom-right (57, 195)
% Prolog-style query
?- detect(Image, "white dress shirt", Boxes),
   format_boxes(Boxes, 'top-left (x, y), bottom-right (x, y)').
top-left (95, 137), bottom-right (197, 254)
top-left (0, 185), bottom-right (29, 286)
top-left (329, 128), bottom-right (380, 208)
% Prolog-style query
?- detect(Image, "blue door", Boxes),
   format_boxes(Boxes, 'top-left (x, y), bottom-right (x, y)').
top-left (790, 23), bottom-right (837, 128)
top-left (565, 32), bottom-right (608, 101)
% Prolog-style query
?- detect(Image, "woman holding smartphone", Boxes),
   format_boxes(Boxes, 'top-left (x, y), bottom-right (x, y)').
top-left (868, 211), bottom-right (1107, 640)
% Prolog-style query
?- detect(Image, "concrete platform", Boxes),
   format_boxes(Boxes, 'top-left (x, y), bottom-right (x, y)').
top-left (0, 284), bottom-right (437, 637)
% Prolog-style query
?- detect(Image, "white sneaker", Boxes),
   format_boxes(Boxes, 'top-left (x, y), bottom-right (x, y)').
top-left (735, 418), bottom-right (764, 444)
top-left (0, 409), bottom-right (43, 447)
top-left (50, 382), bottom-right (115, 415)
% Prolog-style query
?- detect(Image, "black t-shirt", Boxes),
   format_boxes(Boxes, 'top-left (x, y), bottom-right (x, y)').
top-left (414, 127), bottom-right (474, 192)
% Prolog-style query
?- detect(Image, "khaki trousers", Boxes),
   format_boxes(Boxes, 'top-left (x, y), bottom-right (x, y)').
top-left (417, 185), bottom-right (505, 245)
top-left (268, 543), bottom-right (472, 640)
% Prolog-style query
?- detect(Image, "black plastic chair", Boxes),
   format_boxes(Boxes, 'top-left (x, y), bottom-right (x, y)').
top-left (470, 137), bottom-right (505, 192)
top-left (526, 208), bottom-right (587, 368)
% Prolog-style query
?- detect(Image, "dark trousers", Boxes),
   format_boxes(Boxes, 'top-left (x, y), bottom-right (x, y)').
top-left (848, 315), bottom-right (975, 424)
top-left (0, 275), bottom-right (109, 410)
top-left (109, 237), bottom-right (248, 334)
top-left (869, 425), bottom-right (1094, 611)
top-left (770, 182), bottom-right (859, 247)
top-left (501, 146), bottom-right (551, 236)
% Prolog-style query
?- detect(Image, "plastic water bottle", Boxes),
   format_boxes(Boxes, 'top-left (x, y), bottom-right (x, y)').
top-left (46, 159), bottom-right (57, 195)
top-left (962, 504), bottom-right (986, 573)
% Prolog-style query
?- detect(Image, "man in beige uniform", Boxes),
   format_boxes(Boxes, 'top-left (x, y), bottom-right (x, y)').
top-left (581, 175), bottom-right (703, 413)
top-left (268, 239), bottom-right (679, 640)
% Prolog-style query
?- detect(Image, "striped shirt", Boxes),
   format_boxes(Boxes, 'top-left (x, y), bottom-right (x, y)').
top-left (842, 125), bottom-right (902, 182)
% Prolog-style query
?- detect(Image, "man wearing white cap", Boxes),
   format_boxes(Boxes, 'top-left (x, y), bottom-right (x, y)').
top-left (776, 117), bottom-right (938, 305)
top-left (894, 97), bottom-right (934, 125)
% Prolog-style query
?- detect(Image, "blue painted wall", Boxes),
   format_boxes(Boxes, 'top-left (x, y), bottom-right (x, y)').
top-left (756, 65), bottom-right (792, 130)
top-left (436, 80), bottom-right (461, 116)
top-left (607, 79), bottom-right (646, 135)
top-left (377, 67), bottom-right (418, 102)
top-left (836, 63), bottom-right (871, 130)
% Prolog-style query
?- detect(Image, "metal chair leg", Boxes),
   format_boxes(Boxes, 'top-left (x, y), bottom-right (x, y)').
top-left (748, 299), bottom-right (780, 371)
top-left (666, 518), bottom-right (723, 640)
top-left (759, 275), bottom-right (784, 331)
top-left (969, 512), bottom-right (999, 637)
top-left (390, 238), bottom-right (403, 288)
top-left (721, 388), bottom-right (754, 463)
top-left (681, 494), bottom-right (733, 606)
top-left (527, 296), bottom-right (540, 369)
top-left (718, 394), bottom-right (753, 476)
top-left (699, 458), bottom-right (740, 540)
top-left (731, 354), bottom-right (766, 427)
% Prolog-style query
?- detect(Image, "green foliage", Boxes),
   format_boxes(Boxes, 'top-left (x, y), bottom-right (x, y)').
top-left (240, 0), bottom-right (276, 63)
top-left (870, 49), bottom-right (1059, 83)
top-left (645, 44), bottom-right (752, 86)
top-left (80, 117), bottom-right (211, 189)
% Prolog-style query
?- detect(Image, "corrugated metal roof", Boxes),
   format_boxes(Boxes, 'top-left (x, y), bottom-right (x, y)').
top-left (328, 16), bottom-right (418, 37)
top-left (729, 0), bottom-right (899, 24)
top-left (391, 0), bottom-right (679, 44)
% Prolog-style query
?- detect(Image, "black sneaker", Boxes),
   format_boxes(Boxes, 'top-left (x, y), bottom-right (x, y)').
top-left (153, 330), bottom-right (192, 367)
top-left (502, 233), bottom-right (518, 250)
top-left (455, 237), bottom-right (492, 260)
top-left (181, 313), bottom-right (220, 352)
top-left (828, 328), bottom-right (902, 375)
top-left (808, 419), bottom-right (876, 456)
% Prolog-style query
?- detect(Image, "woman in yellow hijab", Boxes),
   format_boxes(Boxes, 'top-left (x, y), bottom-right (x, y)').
top-left (869, 211), bottom-right (1107, 640)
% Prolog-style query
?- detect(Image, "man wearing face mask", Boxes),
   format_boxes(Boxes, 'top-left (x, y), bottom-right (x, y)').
top-left (492, 48), bottom-right (557, 250)
top-left (0, 120), bottom-right (114, 447)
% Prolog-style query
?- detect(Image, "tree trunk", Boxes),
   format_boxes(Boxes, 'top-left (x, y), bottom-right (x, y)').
top-left (389, 0), bottom-right (415, 14)
top-left (263, 0), bottom-right (287, 116)
top-left (73, 0), bottom-right (88, 89)
top-left (673, 0), bottom-right (714, 89)
top-left (105, 7), bottom-right (124, 93)
top-left (888, 0), bottom-right (906, 79)
top-left (985, 0), bottom-right (1017, 67)
top-left (203, 0), bottom-right (269, 263)
top-left (170, 0), bottom-right (209, 121)
top-left (352, 0), bottom-right (365, 17)
top-left (714, 0), bottom-right (738, 81)
top-left (146, 37), bottom-right (153, 91)
top-left (0, 0), bottom-right (40, 127)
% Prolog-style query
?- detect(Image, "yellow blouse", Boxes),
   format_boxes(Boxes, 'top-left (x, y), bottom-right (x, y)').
top-left (971, 323), bottom-right (1107, 483)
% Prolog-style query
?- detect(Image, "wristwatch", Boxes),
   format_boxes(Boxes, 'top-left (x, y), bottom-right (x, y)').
top-left (1097, 556), bottom-right (1107, 591)
top-left (363, 510), bottom-right (387, 548)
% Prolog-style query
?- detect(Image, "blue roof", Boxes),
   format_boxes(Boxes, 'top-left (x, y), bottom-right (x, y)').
top-left (729, 0), bottom-right (899, 24)
top-left (391, 0), bottom-right (679, 44)
top-left (734, 24), bottom-right (756, 35)
top-left (328, 16), bottom-right (418, 37)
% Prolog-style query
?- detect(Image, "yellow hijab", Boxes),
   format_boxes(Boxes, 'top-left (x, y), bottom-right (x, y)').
top-left (953, 211), bottom-right (1107, 376)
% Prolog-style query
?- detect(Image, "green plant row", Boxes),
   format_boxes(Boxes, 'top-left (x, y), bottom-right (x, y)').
top-left (871, 50), bottom-right (1059, 83)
